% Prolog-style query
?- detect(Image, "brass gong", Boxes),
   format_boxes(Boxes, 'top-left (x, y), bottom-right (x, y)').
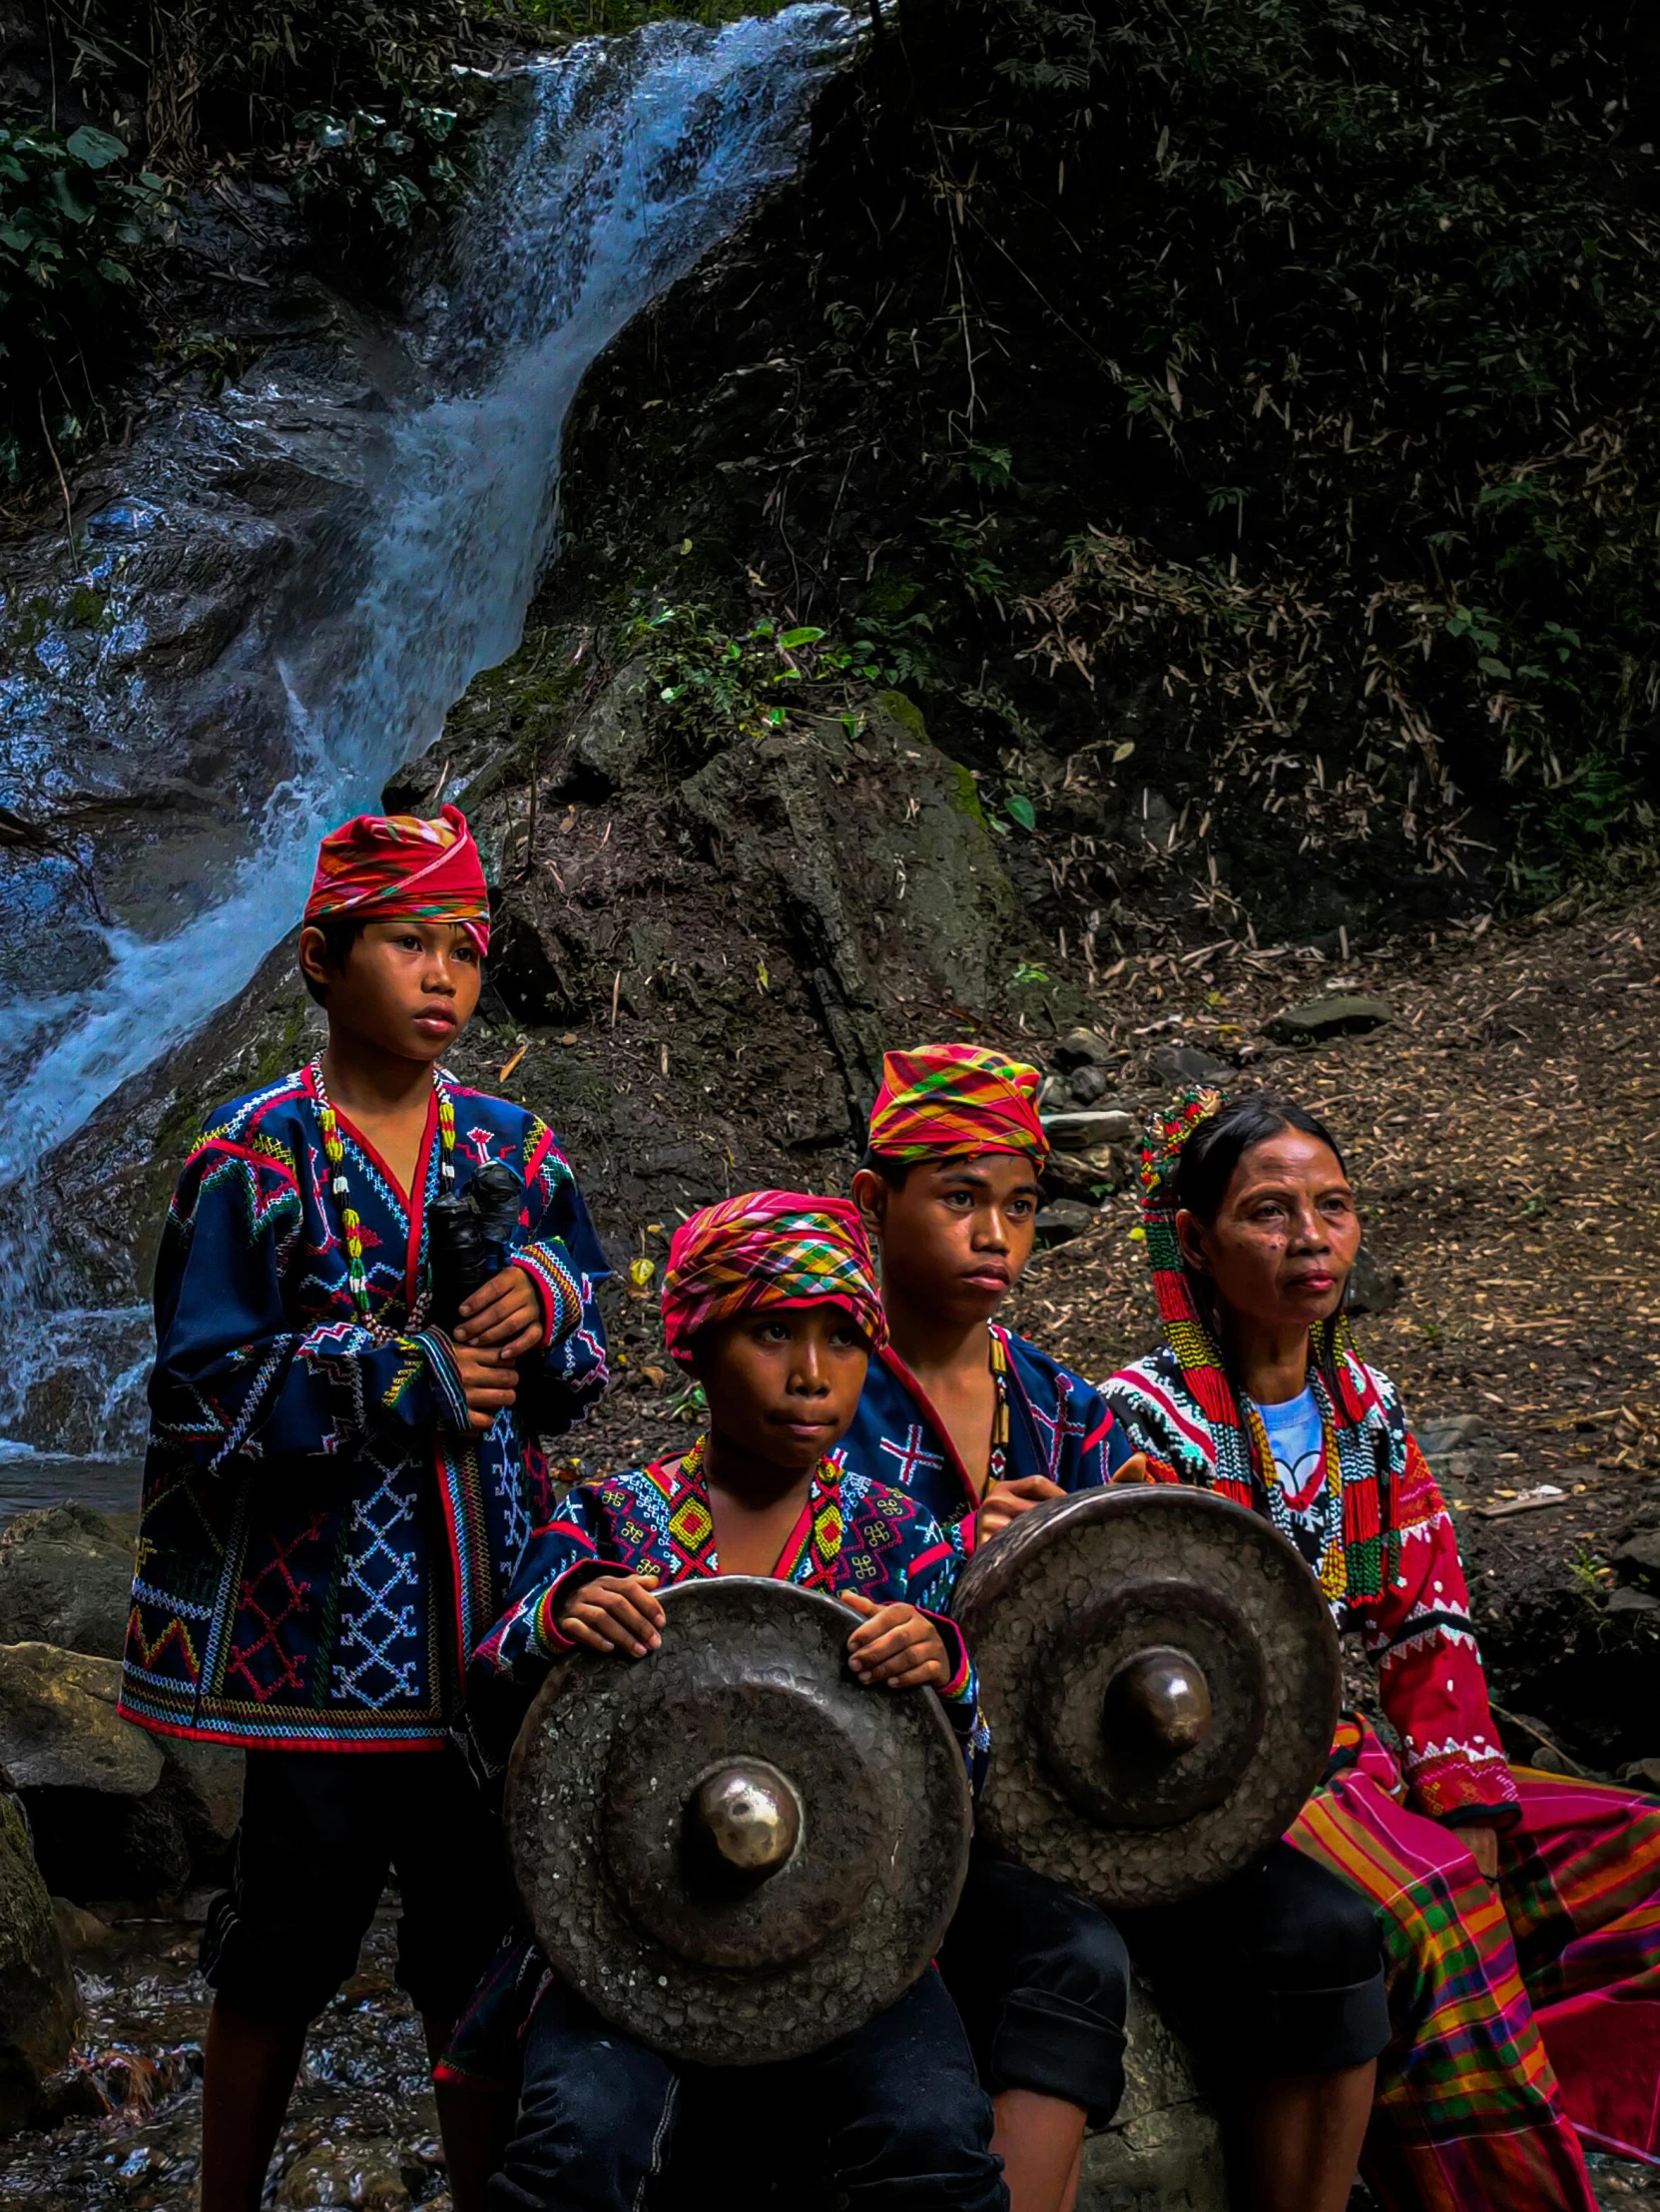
top-left (952, 1485), bottom-right (1341, 1911)
top-left (505, 1576), bottom-right (973, 2064)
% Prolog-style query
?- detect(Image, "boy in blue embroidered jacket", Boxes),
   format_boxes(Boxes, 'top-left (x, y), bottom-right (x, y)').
top-left (117, 806), bottom-right (609, 2212)
top-left (847, 1043), bottom-right (1142, 2212)
top-left (445, 1191), bottom-right (1002, 2212)
top-left (841, 1043), bottom-right (1133, 1548)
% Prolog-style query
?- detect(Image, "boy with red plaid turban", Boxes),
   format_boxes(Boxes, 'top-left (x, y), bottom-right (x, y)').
top-left (445, 1191), bottom-right (1002, 2212)
top-left (119, 805), bottom-right (610, 2212)
top-left (846, 1041), bottom-right (1138, 2212)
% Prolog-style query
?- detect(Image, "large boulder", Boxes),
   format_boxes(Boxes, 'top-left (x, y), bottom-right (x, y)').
top-left (0, 1643), bottom-right (207, 1898)
top-left (0, 1795), bottom-right (79, 2134)
top-left (1080, 1973), bottom-right (1229, 2210)
top-left (0, 1645), bottom-right (161, 1799)
top-left (0, 1503), bottom-right (134, 1660)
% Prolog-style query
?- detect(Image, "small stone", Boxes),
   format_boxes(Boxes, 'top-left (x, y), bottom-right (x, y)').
top-left (1416, 1413), bottom-right (1485, 1459)
top-left (1616, 1531), bottom-right (1660, 1580)
top-left (1041, 1109), bottom-right (1138, 1144)
top-left (1147, 1042), bottom-right (1233, 1087)
top-left (1525, 1743), bottom-right (1573, 1774)
top-left (1607, 1586), bottom-right (1660, 1616)
top-left (1619, 1759), bottom-right (1660, 1794)
top-left (1068, 1063), bottom-right (1110, 1105)
top-left (50, 1897), bottom-right (111, 1953)
top-left (1345, 1245), bottom-right (1402, 1317)
top-left (1051, 1028), bottom-right (1113, 1070)
top-left (1034, 1201), bottom-right (1096, 1245)
top-left (278, 2144), bottom-right (411, 2209)
top-left (1042, 1152), bottom-right (1120, 1205)
top-left (1264, 993), bottom-right (1391, 1044)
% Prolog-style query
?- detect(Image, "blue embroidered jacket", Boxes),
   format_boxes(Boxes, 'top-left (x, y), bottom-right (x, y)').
top-left (473, 1447), bottom-right (987, 1779)
top-left (837, 1322), bottom-right (1131, 1547)
top-left (118, 1066), bottom-right (609, 1751)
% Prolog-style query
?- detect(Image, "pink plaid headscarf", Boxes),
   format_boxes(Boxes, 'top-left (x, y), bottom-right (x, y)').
top-left (661, 1190), bottom-right (886, 1368)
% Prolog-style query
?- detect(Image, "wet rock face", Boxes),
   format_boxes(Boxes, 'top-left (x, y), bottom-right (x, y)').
top-left (0, 1503), bottom-right (134, 1660)
top-left (0, 274), bottom-right (420, 1075)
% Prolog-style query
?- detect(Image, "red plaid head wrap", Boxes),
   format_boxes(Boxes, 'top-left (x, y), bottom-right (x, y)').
top-left (661, 1190), bottom-right (886, 1368)
top-left (304, 803), bottom-right (490, 954)
top-left (865, 1042), bottom-right (1048, 1163)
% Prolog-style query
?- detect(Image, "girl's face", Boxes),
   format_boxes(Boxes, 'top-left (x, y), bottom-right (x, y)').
top-left (1176, 1130), bottom-right (1361, 1335)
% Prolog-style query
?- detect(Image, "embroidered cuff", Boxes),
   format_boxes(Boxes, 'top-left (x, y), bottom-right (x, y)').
top-left (530, 1560), bottom-right (613, 1658)
top-left (922, 1612), bottom-right (977, 1719)
top-left (1408, 1741), bottom-right (1521, 1825)
top-left (513, 1243), bottom-right (586, 1348)
top-left (414, 1330), bottom-right (473, 1434)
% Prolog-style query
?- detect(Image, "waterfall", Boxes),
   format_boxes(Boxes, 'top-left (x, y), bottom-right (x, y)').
top-left (0, 6), bottom-right (853, 1484)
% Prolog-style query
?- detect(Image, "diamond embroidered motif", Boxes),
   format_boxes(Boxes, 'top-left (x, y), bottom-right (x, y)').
top-left (669, 1495), bottom-right (714, 1551)
top-left (331, 1465), bottom-right (421, 1709)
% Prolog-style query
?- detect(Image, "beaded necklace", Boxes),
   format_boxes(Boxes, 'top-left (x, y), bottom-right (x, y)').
top-left (1243, 1395), bottom-right (1349, 1606)
top-left (310, 1057), bottom-right (456, 1325)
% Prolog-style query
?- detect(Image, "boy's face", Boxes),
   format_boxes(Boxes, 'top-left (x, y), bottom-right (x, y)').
top-left (299, 918), bottom-right (482, 1064)
top-left (694, 1305), bottom-right (870, 1475)
top-left (854, 1153), bottom-right (1040, 1326)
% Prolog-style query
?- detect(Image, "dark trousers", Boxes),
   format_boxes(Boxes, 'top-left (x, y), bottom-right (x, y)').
top-left (1125, 1839), bottom-right (1390, 2076)
top-left (939, 1853), bottom-right (1130, 2125)
top-left (489, 1967), bottom-right (1007, 2212)
top-left (202, 1746), bottom-right (513, 2026)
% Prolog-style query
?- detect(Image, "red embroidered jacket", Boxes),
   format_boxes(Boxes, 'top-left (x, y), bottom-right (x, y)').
top-left (1103, 1348), bottom-right (1519, 1826)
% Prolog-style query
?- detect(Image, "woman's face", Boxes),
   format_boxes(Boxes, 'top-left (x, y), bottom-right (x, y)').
top-left (1176, 1129), bottom-right (1361, 1335)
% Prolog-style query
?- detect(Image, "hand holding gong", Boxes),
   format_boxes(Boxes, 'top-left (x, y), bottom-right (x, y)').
top-left (507, 1577), bottom-right (972, 2065)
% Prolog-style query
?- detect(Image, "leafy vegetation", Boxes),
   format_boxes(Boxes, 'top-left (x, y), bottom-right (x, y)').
top-left (628, 602), bottom-right (908, 768)
top-left (0, 121), bottom-right (175, 481)
top-left (560, 0), bottom-right (1660, 927)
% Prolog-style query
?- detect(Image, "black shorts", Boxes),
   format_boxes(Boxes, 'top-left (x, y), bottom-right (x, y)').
top-left (1124, 1839), bottom-right (1390, 2077)
top-left (201, 1746), bottom-right (513, 2027)
top-left (939, 1851), bottom-right (1131, 2125)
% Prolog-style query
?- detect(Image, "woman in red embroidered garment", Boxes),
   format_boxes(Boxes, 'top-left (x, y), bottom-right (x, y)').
top-left (1102, 1088), bottom-right (1660, 2212)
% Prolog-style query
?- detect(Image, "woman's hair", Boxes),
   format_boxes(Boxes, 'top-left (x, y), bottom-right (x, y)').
top-left (1173, 1092), bottom-right (1348, 1223)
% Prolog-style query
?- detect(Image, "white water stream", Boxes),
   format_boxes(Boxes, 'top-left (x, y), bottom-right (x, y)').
top-left (0, 8), bottom-right (851, 1483)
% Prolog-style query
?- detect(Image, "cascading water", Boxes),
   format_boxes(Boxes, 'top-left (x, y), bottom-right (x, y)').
top-left (0, 6), bottom-right (853, 1491)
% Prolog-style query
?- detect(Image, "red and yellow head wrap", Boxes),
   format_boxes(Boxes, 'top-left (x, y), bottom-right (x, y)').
top-left (865, 1042), bottom-right (1048, 1164)
top-left (661, 1190), bottom-right (886, 1369)
top-left (304, 803), bottom-right (490, 954)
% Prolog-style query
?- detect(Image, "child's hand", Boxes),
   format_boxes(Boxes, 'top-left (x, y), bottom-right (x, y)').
top-left (451, 1342), bottom-right (518, 1433)
top-left (454, 1265), bottom-right (544, 1360)
top-left (1462, 1823), bottom-right (1500, 1881)
top-left (557, 1572), bottom-right (665, 1657)
top-left (977, 1473), bottom-right (1065, 1541)
top-left (840, 1593), bottom-right (950, 1690)
top-left (1109, 1453), bottom-right (1155, 1486)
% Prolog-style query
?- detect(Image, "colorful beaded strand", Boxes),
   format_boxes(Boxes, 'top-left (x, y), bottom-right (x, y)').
top-left (309, 1059), bottom-right (455, 1325)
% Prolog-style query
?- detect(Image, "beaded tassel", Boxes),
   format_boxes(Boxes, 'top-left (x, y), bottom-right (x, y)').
top-left (310, 1059), bottom-right (454, 1325)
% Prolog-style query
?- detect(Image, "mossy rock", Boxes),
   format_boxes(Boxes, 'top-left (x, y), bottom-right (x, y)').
top-left (0, 1796), bottom-right (78, 2135)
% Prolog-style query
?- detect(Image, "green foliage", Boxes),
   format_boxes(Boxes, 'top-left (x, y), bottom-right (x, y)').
top-left (0, 122), bottom-right (175, 480)
top-left (628, 602), bottom-right (905, 766)
top-left (934, 0), bottom-right (1660, 888)
top-left (46, 0), bottom-right (494, 239)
